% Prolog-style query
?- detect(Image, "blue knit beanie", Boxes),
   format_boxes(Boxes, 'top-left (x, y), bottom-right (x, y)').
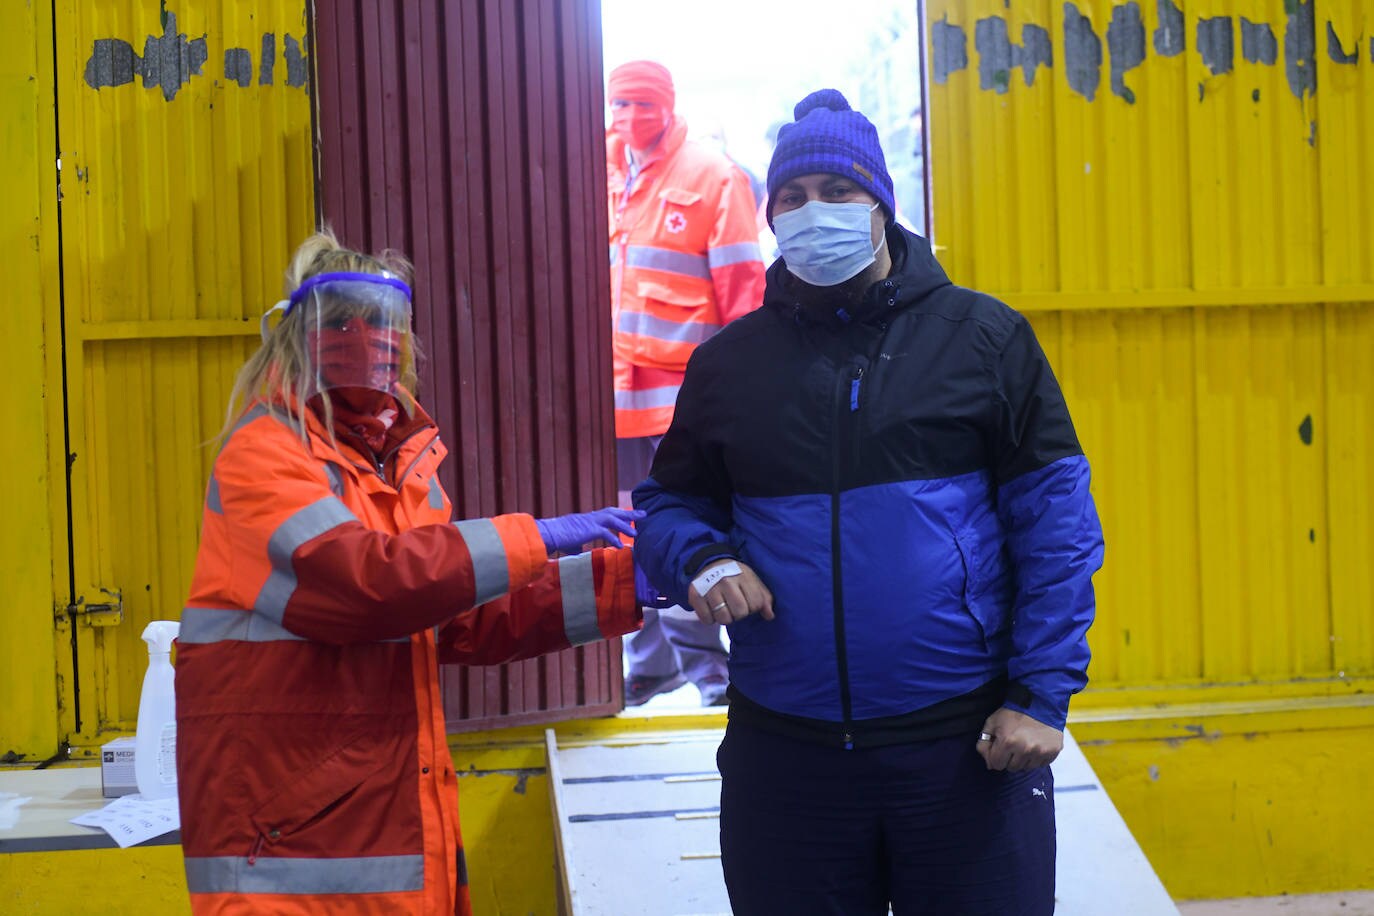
top-left (766, 89), bottom-right (895, 227)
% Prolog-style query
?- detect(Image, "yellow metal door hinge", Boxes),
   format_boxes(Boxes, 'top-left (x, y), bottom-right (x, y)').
top-left (59, 587), bottom-right (124, 627)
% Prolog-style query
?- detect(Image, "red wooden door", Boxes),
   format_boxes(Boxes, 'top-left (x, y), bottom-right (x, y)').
top-left (314, 0), bottom-right (623, 729)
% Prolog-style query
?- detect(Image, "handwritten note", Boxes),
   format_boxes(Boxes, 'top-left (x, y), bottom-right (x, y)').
top-left (70, 795), bottom-right (180, 848)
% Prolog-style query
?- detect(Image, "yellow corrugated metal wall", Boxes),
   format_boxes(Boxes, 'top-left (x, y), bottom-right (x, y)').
top-left (927, 0), bottom-right (1374, 688)
top-left (35, 1), bottom-right (313, 752)
top-left (2, 0), bottom-right (63, 762)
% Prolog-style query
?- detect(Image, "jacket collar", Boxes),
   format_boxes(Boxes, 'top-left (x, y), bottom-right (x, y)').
top-left (271, 389), bottom-right (438, 473)
top-left (763, 225), bottom-right (953, 329)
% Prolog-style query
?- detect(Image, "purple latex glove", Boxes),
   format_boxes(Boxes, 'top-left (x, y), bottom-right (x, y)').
top-left (634, 563), bottom-right (674, 609)
top-left (535, 507), bottom-right (643, 555)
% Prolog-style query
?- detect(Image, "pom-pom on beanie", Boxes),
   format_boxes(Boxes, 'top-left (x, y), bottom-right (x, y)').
top-left (765, 89), bottom-right (894, 227)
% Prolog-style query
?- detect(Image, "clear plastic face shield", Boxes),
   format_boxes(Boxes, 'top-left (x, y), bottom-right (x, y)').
top-left (284, 271), bottom-right (414, 404)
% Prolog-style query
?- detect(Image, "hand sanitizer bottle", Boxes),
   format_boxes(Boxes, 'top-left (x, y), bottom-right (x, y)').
top-left (135, 620), bottom-right (180, 800)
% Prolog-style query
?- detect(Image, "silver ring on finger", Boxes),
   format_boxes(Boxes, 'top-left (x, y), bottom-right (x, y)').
top-left (710, 601), bottom-right (729, 613)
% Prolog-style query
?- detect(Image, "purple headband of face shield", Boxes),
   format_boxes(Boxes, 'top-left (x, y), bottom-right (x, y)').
top-left (286, 271), bottom-right (413, 314)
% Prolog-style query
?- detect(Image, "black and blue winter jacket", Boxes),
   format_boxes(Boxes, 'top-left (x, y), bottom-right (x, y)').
top-left (633, 226), bottom-right (1104, 745)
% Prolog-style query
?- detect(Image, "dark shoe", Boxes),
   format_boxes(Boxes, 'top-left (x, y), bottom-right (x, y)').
top-left (624, 671), bottom-right (687, 706)
top-left (698, 677), bottom-right (730, 707)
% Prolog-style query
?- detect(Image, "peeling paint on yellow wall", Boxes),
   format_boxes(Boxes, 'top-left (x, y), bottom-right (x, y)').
top-left (931, 0), bottom-right (1368, 104)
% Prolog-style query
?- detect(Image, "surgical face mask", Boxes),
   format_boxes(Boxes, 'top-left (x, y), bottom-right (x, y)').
top-left (611, 102), bottom-right (669, 151)
top-left (773, 200), bottom-right (885, 288)
top-left (285, 272), bottom-right (414, 400)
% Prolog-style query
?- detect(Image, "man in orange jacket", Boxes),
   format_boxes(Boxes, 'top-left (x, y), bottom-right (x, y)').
top-left (176, 231), bottom-right (646, 915)
top-left (607, 60), bottom-right (766, 706)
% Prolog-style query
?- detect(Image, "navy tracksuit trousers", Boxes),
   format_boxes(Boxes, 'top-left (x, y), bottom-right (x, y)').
top-left (717, 719), bottom-right (1056, 915)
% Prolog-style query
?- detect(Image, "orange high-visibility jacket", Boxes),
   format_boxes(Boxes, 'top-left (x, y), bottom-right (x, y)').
top-left (608, 116), bottom-right (766, 439)
top-left (175, 401), bottom-right (639, 915)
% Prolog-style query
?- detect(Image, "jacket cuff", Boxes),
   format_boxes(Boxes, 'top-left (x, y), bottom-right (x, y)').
top-left (597, 547), bottom-right (645, 640)
top-left (1001, 681), bottom-right (1067, 731)
top-left (492, 513), bottom-right (550, 591)
top-left (684, 542), bottom-right (739, 581)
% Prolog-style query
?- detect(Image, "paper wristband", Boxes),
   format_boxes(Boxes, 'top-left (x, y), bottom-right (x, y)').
top-left (692, 560), bottom-right (742, 597)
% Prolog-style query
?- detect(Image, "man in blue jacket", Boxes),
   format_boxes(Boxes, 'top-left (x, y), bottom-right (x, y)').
top-left (633, 89), bottom-right (1105, 915)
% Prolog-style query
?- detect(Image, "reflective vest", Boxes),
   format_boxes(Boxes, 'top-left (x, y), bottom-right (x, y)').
top-left (175, 400), bottom-right (639, 915)
top-left (609, 116), bottom-right (766, 438)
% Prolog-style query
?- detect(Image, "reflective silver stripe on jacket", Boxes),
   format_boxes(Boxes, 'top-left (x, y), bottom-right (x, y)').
top-left (255, 497), bottom-right (359, 624)
top-left (179, 607), bottom-right (305, 644)
top-left (453, 519), bottom-right (511, 605)
top-left (323, 462), bottom-right (345, 498)
top-left (206, 474), bottom-right (222, 514)
top-left (624, 245), bottom-right (711, 280)
top-left (184, 854), bottom-right (425, 895)
top-left (558, 553), bottom-right (601, 646)
top-left (178, 607), bottom-right (410, 644)
top-left (707, 240), bottom-right (763, 269)
top-left (427, 475), bottom-right (444, 510)
top-left (616, 310), bottom-right (720, 346)
top-left (207, 405), bottom-right (278, 513)
top-left (614, 385), bottom-right (681, 412)
top-left (227, 404), bottom-right (273, 441)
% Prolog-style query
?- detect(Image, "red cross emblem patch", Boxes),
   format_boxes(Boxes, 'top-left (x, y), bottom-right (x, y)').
top-left (664, 211), bottom-right (688, 234)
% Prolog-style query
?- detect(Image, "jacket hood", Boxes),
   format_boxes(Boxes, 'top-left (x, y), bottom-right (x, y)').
top-left (763, 224), bottom-right (952, 326)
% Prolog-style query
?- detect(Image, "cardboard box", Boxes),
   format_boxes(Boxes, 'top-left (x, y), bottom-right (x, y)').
top-left (100, 737), bottom-right (138, 797)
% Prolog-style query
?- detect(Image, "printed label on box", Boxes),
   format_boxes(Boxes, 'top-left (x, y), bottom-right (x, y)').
top-left (101, 737), bottom-right (138, 798)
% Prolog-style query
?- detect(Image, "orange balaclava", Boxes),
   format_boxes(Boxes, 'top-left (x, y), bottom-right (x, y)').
top-left (607, 60), bottom-right (675, 151)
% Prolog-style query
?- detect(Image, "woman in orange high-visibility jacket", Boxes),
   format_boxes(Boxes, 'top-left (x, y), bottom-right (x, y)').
top-left (175, 231), bottom-right (644, 915)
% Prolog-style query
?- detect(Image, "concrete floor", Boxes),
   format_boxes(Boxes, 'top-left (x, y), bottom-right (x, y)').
top-left (1178, 893), bottom-right (1374, 915)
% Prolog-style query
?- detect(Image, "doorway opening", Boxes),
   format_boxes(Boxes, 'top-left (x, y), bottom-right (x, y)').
top-left (601, 0), bottom-right (930, 714)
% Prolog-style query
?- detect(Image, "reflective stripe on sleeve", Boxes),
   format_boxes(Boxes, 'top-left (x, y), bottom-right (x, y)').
top-left (707, 241), bottom-right (763, 269)
top-left (184, 854), bottom-right (425, 895)
top-left (254, 497), bottom-right (359, 624)
top-left (206, 474), bottom-right (222, 514)
top-left (625, 245), bottom-right (711, 280)
top-left (427, 475), bottom-right (444, 510)
top-left (616, 310), bottom-right (720, 346)
top-left (452, 519), bottom-right (512, 605)
top-left (614, 385), bottom-right (681, 412)
top-left (558, 553), bottom-right (602, 646)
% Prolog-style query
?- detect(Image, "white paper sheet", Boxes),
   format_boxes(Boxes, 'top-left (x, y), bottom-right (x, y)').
top-left (70, 794), bottom-right (180, 848)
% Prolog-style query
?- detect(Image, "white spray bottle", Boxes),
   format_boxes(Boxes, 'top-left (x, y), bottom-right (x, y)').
top-left (134, 620), bottom-right (180, 800)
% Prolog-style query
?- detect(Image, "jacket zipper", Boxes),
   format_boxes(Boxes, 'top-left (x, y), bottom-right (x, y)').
top-left (615, 238), bottom-right (629, 323)
top-left (831, 362), bottom-right (864, 749)
top-left (344, 424), bottom-right (437, 487)
top-left (831, 318), bottom-right (894, 748)
top-left (612, 154), bottom-right (661, 335)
